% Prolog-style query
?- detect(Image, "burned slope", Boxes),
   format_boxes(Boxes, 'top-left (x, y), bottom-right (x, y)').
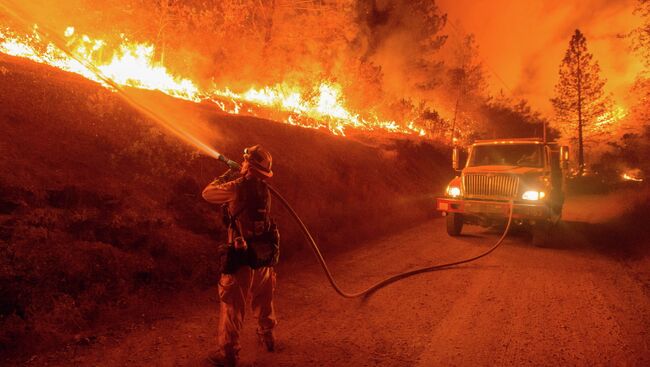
top-left (0, 54), bottom-right (450, 355)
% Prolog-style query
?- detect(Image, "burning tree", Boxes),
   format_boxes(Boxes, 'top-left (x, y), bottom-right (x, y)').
top-left (445, 33), bottom-right (487, 144)
top-left (551, 29), bottom-right (612, 176)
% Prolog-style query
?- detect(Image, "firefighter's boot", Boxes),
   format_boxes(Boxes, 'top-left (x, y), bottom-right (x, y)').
top-left (257, 330), bottom-right (275, 352)
top-left (207, 348), bottom-right (238, 367)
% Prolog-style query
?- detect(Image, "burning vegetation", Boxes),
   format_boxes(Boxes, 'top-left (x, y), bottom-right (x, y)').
top-left (1, 0), bottom-right (646, 154)
top-left (0, 0), bottom-right (574, 143)
top-left (0, 1), bottom-right (441, 137)
top-left (1, 0), bottom-right (650, 362)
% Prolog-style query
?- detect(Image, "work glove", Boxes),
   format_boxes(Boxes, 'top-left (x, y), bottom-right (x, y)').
top-left (214, 168), bottom-right (240, 184)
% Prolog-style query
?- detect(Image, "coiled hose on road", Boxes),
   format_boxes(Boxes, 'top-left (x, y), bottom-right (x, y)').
top-left (270, 185), bottom-right (515, 299)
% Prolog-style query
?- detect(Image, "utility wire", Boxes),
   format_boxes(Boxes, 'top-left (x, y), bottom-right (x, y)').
top-left (445, 17), bottom-right (516, 96)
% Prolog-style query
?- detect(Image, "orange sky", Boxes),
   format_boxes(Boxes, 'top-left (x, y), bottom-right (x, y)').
top-left (438, 0), bottom-right (645, 115)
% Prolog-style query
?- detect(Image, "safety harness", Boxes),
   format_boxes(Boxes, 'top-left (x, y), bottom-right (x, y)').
top-left (220, 178), bottom-right (280, 273)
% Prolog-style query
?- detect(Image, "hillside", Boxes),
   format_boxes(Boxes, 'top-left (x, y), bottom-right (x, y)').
top-left (0, 53), bottom-right (451, 355)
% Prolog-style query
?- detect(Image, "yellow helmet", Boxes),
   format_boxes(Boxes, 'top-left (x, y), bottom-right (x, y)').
top-left (243, 145), bottom-right (273, 178)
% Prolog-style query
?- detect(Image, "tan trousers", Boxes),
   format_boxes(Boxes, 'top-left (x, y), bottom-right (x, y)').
top-left (217, 266), bottom-right (277, 355)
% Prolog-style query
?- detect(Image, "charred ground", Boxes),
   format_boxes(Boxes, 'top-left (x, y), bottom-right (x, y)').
top-left (0, 54), bottom-right (450, 356)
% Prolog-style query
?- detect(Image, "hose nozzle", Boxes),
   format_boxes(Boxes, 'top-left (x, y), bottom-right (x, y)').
top-left (218, 154), bottom-right (241, 170)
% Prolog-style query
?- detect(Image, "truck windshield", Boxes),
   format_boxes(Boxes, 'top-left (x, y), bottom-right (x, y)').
top-left (468, 144), bottom-right (543, 167)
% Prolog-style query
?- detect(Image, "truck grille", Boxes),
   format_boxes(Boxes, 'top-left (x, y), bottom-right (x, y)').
top-left (463, 174), bottom-right (519, 199)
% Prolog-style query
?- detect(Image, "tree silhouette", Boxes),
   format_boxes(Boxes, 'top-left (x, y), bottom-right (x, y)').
top-left (481, 95), bottom-right (557, 140)
top-left (446, 34), bottom-right (487, 144)
top-left (551, 29), bottom-right (611, 176)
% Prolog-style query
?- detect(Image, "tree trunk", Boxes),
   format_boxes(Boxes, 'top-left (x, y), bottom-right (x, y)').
top-left (451, 96), bottom-right (460, 144)
top-left (578, 107), bottom-right (583, 176)
top-left (577, 55), bottom-right (584, 177)
top-left (156, 0), bottom-right (169, 65)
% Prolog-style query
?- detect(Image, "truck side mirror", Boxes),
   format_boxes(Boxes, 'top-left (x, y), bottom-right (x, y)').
top-left (560, 146), bottom-right (570, 169)
top-left (452, 147), bottom-right (460, 171)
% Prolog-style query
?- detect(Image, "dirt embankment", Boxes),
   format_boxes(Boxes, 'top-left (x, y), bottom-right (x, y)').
top-left (0, 54), bottom-right (451, 356)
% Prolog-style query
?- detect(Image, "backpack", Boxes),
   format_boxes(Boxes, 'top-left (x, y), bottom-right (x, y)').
top-left (234, 178), bottom-right (280, 269)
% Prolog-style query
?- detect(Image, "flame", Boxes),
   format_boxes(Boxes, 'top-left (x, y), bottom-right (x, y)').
top-left (622, 169), bottom-right (643, 182)
top-left (212, 83), bottom-right (425, 136)
top-left (595, 105), bottom-right (628, 128)
top-left (0, 26), bottom-right (200, 102)
top-left (0, 25), bottom-right (427, 137)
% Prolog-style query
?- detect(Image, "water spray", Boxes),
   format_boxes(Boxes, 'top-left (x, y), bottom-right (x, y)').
top-left (1, 2), bottom-right (515, 299)
top-left (0, 0), bottom-right (229, 162)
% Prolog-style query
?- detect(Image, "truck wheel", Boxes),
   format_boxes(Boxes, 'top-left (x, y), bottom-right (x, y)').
top-left (531, 223), bottom-right (550, 247)
top-left (446, 213), bottom-right (464, 236)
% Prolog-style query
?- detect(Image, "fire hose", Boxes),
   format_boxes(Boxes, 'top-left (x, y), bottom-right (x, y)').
top-left (223, 158), bottom-right (515, 299)
top-left (0, 6), bottom-right (515, 299)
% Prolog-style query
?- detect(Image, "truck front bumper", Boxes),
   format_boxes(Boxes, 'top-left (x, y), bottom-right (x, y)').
top-left (436, 197), bottom-right (551, 219)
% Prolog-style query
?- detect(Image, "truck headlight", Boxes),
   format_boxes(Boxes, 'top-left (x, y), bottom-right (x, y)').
top-left (522, 190), bottom-right (545, 200)
top-left (447, 186), bottom-right (461, 198)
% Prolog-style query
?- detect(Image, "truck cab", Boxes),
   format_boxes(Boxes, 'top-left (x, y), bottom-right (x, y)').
top-left (436, 138), bottom-right (569, 245)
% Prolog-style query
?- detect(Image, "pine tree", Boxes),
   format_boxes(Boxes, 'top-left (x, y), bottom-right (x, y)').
top-left (551, 29), bottom-right (610, 176)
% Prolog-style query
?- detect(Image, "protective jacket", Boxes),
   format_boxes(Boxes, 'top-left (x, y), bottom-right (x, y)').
top-left (202, 172), bottom-right (271, 243)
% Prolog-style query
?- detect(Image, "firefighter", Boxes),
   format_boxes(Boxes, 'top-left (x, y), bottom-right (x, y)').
top-left (202, 145), bottom-right (279, 367)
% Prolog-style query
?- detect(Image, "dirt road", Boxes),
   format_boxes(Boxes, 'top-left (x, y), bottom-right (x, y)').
top-left (22, 198), bottom-right (650, 366)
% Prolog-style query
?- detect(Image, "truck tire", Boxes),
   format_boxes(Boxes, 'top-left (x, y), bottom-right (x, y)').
top-left (446, 213), bottom-right (464, 236)
top-left (531, 222), bottom-right (550, 247)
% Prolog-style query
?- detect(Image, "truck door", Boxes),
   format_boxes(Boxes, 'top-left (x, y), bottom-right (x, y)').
top-left (548, 147), bottom-right (564, 211)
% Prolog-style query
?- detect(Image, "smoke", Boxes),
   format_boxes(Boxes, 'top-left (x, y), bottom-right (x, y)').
top-left (353, 1), bottom-right (448, 110)
top-left (437, 0), bottom-right (644, 114)
top-left (0, 0), bottom-right (101, 37)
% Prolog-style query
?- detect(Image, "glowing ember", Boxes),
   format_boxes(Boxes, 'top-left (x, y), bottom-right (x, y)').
top-left (622, 170), bottom-right (644, 182)
top-left (0, 25), bottom-right (426, 137)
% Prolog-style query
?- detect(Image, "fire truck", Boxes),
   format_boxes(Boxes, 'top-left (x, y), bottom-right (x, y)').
top-left (436, 138), bottom-right (570, 246)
